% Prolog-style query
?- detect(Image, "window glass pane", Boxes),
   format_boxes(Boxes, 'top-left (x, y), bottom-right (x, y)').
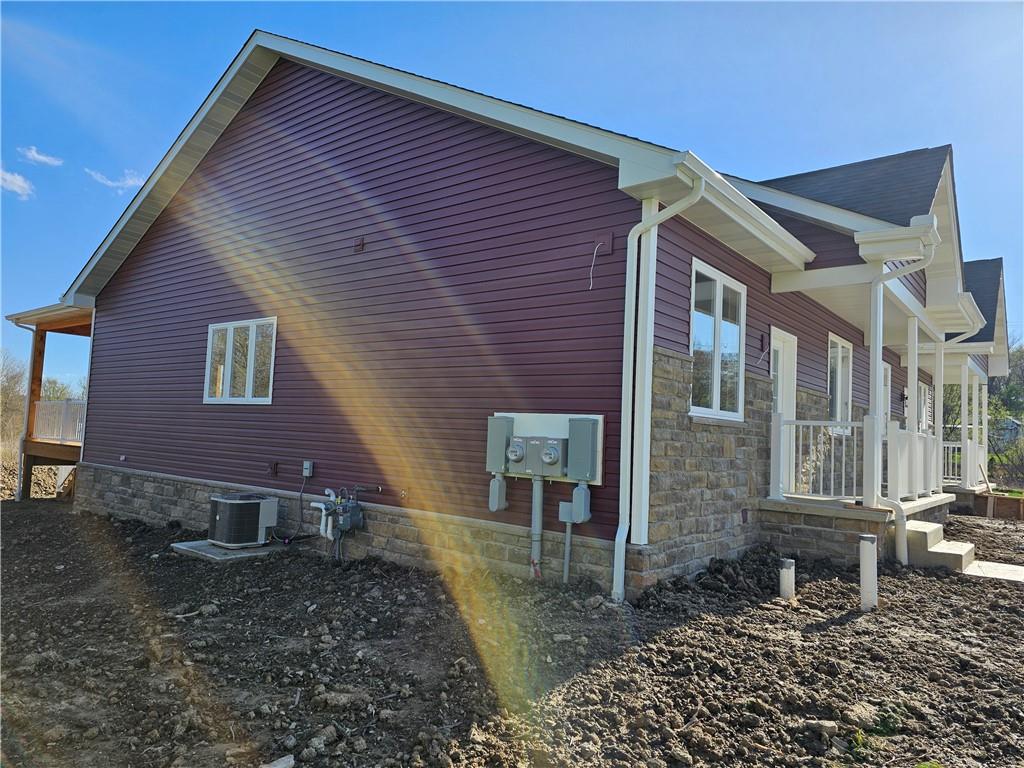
top-left (208, 328), bottom-right (227, 398)
top-left (693, 271), bottom-right (715, 315)
top-left (691, 273), bottom-right (716, 409)
top-left (230, 326), bottom-right (250, 398)
top-left (252, 323), bottom-right (274, 398)
top-left (719, 286), bottom-right (741, 413)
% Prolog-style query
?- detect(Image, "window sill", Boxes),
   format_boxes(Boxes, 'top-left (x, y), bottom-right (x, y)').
top-left (203, 398), bottom-right (273, 406)
top-left (690, 411), bottom-right (745, 426)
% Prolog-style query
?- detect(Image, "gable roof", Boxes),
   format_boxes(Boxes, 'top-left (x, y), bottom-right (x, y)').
top-left (59, 30), bottom-right (815, 307)
top-left (758, 146), bottom-right (951, 227)
top-left (956, 257), bottom-right (1004, 344)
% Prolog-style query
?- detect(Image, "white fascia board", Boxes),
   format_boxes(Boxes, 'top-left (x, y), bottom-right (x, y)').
top-left (265, 32), bottom-right (677, 172)
top-left (724, 175), bottom-right (892, 235)
top-left (5, 302), bottom-right (92, 327)
top-left (772, 262), bottom-right (882, 293)
top-left (676, 152), bottom-right (815, 268)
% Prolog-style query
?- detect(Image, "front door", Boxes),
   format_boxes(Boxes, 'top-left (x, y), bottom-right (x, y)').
top-left (771, 327), bottom-right (798, 492)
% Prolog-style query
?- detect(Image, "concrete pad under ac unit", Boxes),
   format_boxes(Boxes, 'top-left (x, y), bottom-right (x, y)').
top-left (171, 539), bottom-right (283, 562)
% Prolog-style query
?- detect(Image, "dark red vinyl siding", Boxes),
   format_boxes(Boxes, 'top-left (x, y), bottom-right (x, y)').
top-left (84, 60), bottom-right (641, 539)
top-left (763, 205), bottom-right (927, 306)
top-left (655, 216), bottom-right (925, 411)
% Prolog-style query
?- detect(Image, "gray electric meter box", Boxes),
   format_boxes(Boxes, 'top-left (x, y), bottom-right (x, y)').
top-left (485, 416), bottom-right (514, 473)
top-left (540, 437), bottom-right (567, 477)
top-left (567, 418), bottom-right (600, 481)
top-left (506, 436), bottom-right (529, 473)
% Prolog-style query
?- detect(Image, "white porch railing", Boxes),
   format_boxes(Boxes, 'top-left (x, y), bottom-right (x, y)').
top-left (885, 421), bottom-right (942, 501)
top-left (32, 399), bottom-right (86, 445)
top-left (771, 417), bottom-right (862, 499)
top-left (941, 425), bottom-right (984, 486)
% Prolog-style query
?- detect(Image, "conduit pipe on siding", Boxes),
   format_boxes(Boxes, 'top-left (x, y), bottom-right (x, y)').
top-left (612, 175), bottom-right (705, 602)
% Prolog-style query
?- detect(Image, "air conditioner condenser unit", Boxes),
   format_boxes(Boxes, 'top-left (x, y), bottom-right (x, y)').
top-left (208, 493), bottom-right (278, 549)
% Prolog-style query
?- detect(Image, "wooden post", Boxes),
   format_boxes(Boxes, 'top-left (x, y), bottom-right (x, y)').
top-left (16, 329), bottom-right (46, 501)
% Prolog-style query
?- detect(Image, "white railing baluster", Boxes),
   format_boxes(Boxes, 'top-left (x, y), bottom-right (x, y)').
top-left (31, 399), bottom-right (86, 445)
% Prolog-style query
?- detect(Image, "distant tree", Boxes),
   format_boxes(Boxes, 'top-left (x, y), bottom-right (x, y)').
top-left (1, 350), bottom-right (27, 460)
top-left (40, 378), bottom-right (77, 401)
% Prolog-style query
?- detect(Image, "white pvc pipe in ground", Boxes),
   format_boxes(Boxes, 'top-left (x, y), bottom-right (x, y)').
top-left (860, 534), bottom-right (878, 612)
top-left (779, 558), bottom-right (795, 599)
top-left (895, 508), bottom-right (908, 565)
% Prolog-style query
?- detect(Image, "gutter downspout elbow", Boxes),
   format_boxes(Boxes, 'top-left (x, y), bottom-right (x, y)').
top-left (612, 176), bottom-right (705, 602)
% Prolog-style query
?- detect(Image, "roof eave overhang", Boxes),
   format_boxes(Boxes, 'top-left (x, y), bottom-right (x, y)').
top-left (61, 30), bottom-right (815, 304)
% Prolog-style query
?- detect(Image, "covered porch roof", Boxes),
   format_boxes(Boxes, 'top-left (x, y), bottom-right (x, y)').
top-left (6, 303), bottom-right (93, 336)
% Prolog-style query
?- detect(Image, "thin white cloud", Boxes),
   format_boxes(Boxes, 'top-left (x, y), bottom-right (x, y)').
top-left (17, 145), bottom-right (63, 166)
top-left (85, 168), bottom-right (144, 193)
top-left (1, 169), bottom-right (34, 200)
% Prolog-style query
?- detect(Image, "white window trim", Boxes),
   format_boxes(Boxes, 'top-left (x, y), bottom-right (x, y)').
top-left (689, 258), bottom-right (747, 422)
top-left (827, 332), bottom-right (854, 425)
top-left (203, 316), bottom-right (278, 405)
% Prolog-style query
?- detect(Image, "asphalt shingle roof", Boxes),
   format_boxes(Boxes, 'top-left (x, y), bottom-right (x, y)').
top-left (954, 258), bottom-right (1004, 344)
top-left (758, 146), bottom-right (951, 226)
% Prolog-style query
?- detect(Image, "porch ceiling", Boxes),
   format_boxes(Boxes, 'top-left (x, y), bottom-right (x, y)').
top-left (5, 303), bottom-right (92, 335)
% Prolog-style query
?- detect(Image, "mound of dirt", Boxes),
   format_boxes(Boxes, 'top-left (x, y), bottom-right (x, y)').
top-left (2, 501), bottom-right (1022, 768)
top-left (1, 460), bottom-right (57, 501)
top-left (945, 513), bottom-right (1024, 566)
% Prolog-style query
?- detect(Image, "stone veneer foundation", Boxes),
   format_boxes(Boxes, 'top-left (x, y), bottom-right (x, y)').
top-left (74, 462), bottom-right (628, 593)
top-left (71, 350), bottom-right (948, 600)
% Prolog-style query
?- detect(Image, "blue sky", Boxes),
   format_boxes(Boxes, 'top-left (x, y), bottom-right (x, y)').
top-left (2, 2), bottom-right (1021, 384)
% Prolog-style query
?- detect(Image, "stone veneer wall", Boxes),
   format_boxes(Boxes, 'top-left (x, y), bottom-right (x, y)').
top-left (74, 463), bottom-right (627, 592)
top-left (629, 347), bottom-right (769, 591)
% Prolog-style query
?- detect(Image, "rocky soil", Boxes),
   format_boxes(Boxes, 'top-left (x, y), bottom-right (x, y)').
top-left (945, 513), bottom-right (1024, 566)
top-left (1, 459), bottom-right (58, 500)
top-left (2, 500), bottom-right (1023, 768)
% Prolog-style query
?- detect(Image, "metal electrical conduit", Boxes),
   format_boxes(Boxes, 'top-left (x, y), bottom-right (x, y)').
top-left (612, 175), bottom-right (705, 602)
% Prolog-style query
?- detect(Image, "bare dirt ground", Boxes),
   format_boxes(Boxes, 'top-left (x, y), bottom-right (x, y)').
top-left (0, 461), bottom-right (57, 500)
top-left (945, 513), bottom-right (1024, 566)
top-left (2, 500), bottom-right (1023, 768)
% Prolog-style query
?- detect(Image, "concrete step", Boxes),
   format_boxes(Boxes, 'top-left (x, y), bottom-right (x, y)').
top-left (906, 520), bottom-right (945, 549)
top-left (906, 520), bottom-right (975, 571)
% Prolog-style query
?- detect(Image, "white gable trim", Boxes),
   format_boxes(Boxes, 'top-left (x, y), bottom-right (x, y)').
top-left (60, 30), bottom-right (814, 306)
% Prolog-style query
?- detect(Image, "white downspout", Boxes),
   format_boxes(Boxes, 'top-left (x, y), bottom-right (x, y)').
top-left (867, 243), bottom-right (935, 564)
top-left (612, 176), bottom-right (705, 602)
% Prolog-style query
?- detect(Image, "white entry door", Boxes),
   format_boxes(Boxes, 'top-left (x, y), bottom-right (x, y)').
top-left (771, 327), bottom-right (798, 491)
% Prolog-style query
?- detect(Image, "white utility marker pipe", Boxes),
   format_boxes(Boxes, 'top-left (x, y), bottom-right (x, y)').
top-left (860, 534), bottom-right (878, 611)
top-left (894, 508), bottom-right (909, 566)
top-left (779, 558), bottom-right (796, 599)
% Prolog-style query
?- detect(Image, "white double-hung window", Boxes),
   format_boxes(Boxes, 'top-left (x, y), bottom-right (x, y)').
top-left (204, 317), bottom-right (277, 404)
top-left (827, 333), bottom-right (853, 424)
top-left (690, 259), bottom-right (746, 420)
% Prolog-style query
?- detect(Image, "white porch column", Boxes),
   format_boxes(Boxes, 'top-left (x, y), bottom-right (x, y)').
top-left (981, 384), bottom-right (989, 480)
top-left (934, 342), bottom-right (944, 489)
top-left (960, 361), bottom-right (970, 487)
top-left (863, 280), bottom-right (885, 508)
top-left (972, 373), bottom-right (981, 487)
top-left (906, 316), bottom-right (919, 495)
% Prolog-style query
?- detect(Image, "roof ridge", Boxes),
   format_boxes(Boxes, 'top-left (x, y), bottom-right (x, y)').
top-left (759, 145), bottom-right (952, 184)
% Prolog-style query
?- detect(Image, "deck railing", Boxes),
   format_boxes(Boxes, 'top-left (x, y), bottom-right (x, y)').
top-left (771, 417), bottom-right (862, 499)
top-left (32, 399), bottom-right (86, 445)
top-left (940, 425), bottom-right (984, 486)
top-left (886, 422), bottom-right (942, 501)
